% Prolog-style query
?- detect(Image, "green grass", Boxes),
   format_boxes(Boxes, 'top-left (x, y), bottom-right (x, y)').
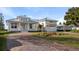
top-left (71, 29), bottom-right (79, 33)
top-left (0, 31), bottom-right (16, 51)
top-left (32, 32), bottom-right (79, 48)
top-left (0, 31), bottom-right (17, 35)
top-left (0, 30), bottom-right (20, 51)
top-left (0, 35), bottom-right (7, 51)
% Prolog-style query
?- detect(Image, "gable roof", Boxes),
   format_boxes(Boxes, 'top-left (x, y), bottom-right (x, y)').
top-left (6, 16), bottom-right (38, 23)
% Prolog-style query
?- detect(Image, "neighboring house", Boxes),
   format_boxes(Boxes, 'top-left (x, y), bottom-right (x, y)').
top-left (57, 25), bottom-right (73, 31)
top-left (6, 15), bottom-right (57, 32)
top-left (72, 26), bottom-right (79, 30)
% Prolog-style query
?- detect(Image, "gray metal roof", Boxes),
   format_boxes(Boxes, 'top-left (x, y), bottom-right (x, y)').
top-left (40, 17), bottom-right (57, 22)
top-left (6, 15), bottom-right (38, 23)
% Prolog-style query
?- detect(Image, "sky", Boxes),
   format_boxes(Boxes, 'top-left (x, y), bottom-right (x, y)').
top-left (0, 7), bottom-right (69, 29)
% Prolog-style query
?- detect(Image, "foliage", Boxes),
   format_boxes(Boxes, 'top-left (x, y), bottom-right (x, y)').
top-left (64, 7), bottom-right (79, 26)
top-left (36, 32), bottom-right (57, 37)
top-left (0, 14), bottom-right (4, 30)
top-left (71, 29), bottom-right (79, 32)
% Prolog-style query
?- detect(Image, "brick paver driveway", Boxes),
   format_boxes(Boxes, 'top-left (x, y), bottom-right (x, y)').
top-left (7, 32), bottom-right (79, 51)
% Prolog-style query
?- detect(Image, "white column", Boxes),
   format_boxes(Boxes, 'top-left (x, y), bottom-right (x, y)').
top-left (18, 23), bottom-right (21, 31)
top-left (8, 22), bottom-right (11, 31)
top-left (36, 23), bottom-right (38, 31)
top-left (27, 23), bottom-right (29, 31)
top-left (25, 24), bottom-right (27, 31)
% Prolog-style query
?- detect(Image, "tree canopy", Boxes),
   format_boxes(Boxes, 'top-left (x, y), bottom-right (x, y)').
top-left (0, 13), bottom-right (4, 30)
top-left (64, 7), bottom-right (79, 26)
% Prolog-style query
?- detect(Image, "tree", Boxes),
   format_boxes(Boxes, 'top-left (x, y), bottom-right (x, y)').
top-left (0, 13), bottom-right (4, 30)
top-left (63, 22), bottom-right (66, 25)
top-left (64, 7), bottom-right (79, 26)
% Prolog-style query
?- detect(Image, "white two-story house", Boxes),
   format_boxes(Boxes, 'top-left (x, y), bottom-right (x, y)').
top-left (6, 15), bottom-right (57, 32)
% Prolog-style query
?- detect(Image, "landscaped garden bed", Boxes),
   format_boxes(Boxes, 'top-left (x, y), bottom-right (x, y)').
top-left (32, 32), bottom-right (79, 48)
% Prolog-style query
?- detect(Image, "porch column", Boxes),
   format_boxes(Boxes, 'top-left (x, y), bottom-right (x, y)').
top-left (18, 23), bottom-right (22, 31)
top-left (8, 22), bottom-right (11, 31)
top-left (27, 23), bottom-right (30, 31)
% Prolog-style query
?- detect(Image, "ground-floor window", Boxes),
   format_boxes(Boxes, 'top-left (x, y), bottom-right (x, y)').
top-left (29, 24), bottom-right (32, 29)
top-left (11, 23), bottom-right (17, 28)
top-left (46, 24), bottom-right (56, 27)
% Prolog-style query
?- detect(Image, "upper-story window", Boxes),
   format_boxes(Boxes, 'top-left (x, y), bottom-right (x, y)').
top-left (46, 21), bottom-right (56, 27)
top-left (11, 23), bottom-right (17, 28)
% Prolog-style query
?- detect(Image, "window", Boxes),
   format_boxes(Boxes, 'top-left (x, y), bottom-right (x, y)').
top-left (46, 21), bottom-right (56, 27)
top-left (46, 23), bottom-right (56, 27)
top-left (11, 23), bottom-right (17, 28)
top-left (29, 24), bottom-right (32, 29)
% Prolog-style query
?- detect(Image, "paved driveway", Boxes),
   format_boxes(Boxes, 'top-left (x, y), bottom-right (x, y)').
top-left (7, 32), bottom-right (53, 51)
top-left (7, 32), bottom-right (79, 51)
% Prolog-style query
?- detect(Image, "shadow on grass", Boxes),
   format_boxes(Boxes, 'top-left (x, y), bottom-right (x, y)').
top-left (0, 36), bottom-right (7, 51)
top-left (0, 31), bottom-right (21, 51)
top-left (7, 39), bottom-right (22, 51)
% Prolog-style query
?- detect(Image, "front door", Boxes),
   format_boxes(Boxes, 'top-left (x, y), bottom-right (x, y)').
top-left (21, 24), bottom-right (28, 31)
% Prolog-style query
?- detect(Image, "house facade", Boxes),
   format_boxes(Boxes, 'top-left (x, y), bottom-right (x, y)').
top-left (6, 15), bottom-right (57, 32)
top-left (38, 18), bottom-right (57, 32)
top-left (57, 24), bottom-right (74, 31)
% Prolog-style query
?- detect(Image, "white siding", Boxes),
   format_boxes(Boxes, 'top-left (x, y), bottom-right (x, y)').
top-left (9, 23), bottom-right (21, 31)
top-left (72, 27), bottom-right (79, 30)
top-left (45, 27), bottom-right (57, 32)
top-left (28, 23), bottom-right (38, 31)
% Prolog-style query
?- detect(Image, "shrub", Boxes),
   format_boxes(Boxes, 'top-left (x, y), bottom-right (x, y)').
top-left (58, 33), bottom-right (65, 35)
top-left (71, 29), bottom-right (79, 33)
top-left (49, 32), bottom-right (57, 35)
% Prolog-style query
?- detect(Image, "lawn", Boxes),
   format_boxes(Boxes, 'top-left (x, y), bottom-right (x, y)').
top-left (0, 31), bottom-right (17, 51)
top-left (0, 31), bottom-right (11, 51)
top-left (0, 35), bottom-right (7, 51)
top-left (0, 30), bottom-right (21, 51)
top-left (32, 32), bottom-right (79, 48)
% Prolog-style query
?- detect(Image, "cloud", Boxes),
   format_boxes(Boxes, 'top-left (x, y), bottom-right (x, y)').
top-left (0, 7), bottom-right (16, 19)
top-left (0, 7), bottom-right (17, 29)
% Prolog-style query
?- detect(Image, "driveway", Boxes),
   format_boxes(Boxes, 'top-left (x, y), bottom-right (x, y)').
top-left (7, 32), bottom-right (53, 51)
top-left (7, 32), bottom-right (79, 51)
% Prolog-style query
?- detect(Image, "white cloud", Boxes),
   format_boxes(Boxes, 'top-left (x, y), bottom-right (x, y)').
top-left (0, 7), bottom-right (16, 19)
top-left (0, 7), bottom-right (16, 29)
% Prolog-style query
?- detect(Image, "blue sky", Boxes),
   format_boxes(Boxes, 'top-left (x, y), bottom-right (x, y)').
top-left (0, 7), bottom-right (69, 29)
